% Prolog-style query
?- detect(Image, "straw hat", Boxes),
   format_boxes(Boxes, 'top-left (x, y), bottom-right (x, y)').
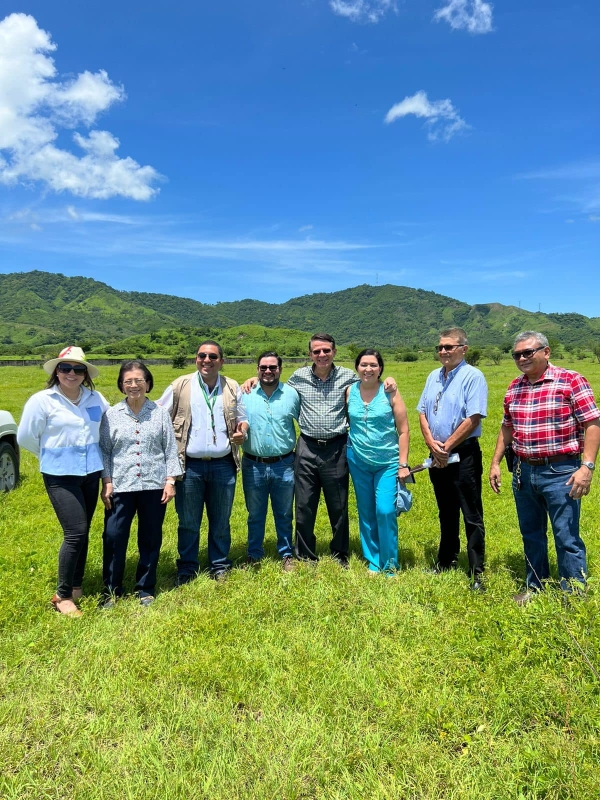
top-left (43, 346), bottom-right (100, 379)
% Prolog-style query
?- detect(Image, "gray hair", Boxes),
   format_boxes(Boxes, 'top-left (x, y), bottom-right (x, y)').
top-left (513, 331), bottom-right (549, 349)
top-left (439, 327), bottom-right (468, 345)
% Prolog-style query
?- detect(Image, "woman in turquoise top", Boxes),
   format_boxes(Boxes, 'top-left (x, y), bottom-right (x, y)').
top-left (346, 349), bottom-right (410, 573)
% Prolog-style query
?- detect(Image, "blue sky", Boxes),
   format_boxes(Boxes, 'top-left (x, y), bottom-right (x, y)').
top-left (1, 1), bottom-right (598, 316)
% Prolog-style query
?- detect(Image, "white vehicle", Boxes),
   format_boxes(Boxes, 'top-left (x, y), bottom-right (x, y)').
top-left (0, 410), bottom-right (20, 492)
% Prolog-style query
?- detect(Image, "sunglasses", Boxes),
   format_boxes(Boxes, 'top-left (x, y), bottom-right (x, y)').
top-left (197, 352), bottom-right (220, 361)
top-left (436, 344), bottom-right (463, 353)
top-left (311, 348), bottom-right (333, 355)
top-left (57, 363), bottom-right (87, 374)
top-left (512, 346), bottom-right (545, 361)
top-left (258, 365), bottom-right (280, 372)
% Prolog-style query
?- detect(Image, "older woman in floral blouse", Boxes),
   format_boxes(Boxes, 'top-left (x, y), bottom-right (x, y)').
top-left (100, 361), bottom-right (182, 606)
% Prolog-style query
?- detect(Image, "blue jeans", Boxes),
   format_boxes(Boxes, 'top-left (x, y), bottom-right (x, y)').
top-left (512, 458), bottom-right (586, 590)
top-left (347, 446), bottom-right (399, 572)
top-left (241, 453), bottom-right (295, 560)
top-left (174, 455), bottom-right (237, 576)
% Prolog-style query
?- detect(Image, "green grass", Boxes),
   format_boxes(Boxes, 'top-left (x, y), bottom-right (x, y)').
top-left (1, 361), bottom-right (600, 799)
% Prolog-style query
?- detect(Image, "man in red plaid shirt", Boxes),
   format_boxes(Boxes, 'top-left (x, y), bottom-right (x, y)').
top-left (490, 331), bottom-right (600, 605)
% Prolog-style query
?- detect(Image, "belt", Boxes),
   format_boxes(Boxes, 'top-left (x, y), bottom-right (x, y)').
top-left (243, 451), bottom-right (294, 464)
top-left (301, 433), bottom-right (347, 448)
top-left (517, 454), bottom-right (578, 467)
top-left (187, 453), bottom-right (233, 462)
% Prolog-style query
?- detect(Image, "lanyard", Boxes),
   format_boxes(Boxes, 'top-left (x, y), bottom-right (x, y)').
top-left (199, 376), bottom-right (218, 445)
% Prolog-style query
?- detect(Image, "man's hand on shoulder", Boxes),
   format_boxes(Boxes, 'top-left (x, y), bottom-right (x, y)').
top-left (241, 377), bottom-right (258, 395)
top-left (383, 376), bottom-right (397, 393)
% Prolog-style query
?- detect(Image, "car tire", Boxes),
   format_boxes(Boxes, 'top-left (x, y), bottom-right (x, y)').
top-left (0, 441), bottom-right (19, 492)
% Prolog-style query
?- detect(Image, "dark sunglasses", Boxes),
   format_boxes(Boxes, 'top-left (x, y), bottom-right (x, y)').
top-left (512, 346), bottom-right (545, 361)
top-left (258, 365), bottom-right (280, 372)
top-left (436, 344), bottom-right (463, 353)
top-left (57, 363), bottom-right (87, 374)
top-left (311, 348), bottom-right (332, 355)
top-left (197, 352), bottom-right (220, 361)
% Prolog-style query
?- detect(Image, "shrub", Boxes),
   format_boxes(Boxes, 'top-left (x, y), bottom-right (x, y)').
top-left (172, 352), bottom-right (188, 369)
top-left (465, 348), bottom-right (481, 366)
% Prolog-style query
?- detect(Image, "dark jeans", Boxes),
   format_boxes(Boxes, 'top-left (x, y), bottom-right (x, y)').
top-left (174, 455), bottom-right (237, 577)
top-left (43, 471), bottom-right (102, 599)
top-left (428, 439), bottom-right (485, 576)
top-left (103, 489), bottom-right (166, 598)
top-left (294, 434), bottom-right (349, 560)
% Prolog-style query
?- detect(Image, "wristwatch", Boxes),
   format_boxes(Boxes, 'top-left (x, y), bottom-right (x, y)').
top-left (582, 461), bottom-right (595, 471)
top-left (398, 463), bottom-right (409, 469)
top-left (165, 479), bottom-right (177, 486)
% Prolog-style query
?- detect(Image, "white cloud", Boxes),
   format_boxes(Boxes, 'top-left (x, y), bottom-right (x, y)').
top-left (0, 13), bottom-right (161, 200)
top-left (384, 90), bottom-right (469, 142)
top-left (516, 160), bottom-right (600, 215)
top-left (434, 0), bottom-right (493, 34)
top-left (298, 224), bottom-right (313, 232)
top-left (329, 0), bottom-right (397, 24)
top-left (517, 161), bottom-right (600, 181)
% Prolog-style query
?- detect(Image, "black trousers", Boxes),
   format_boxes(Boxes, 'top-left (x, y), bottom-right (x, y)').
top-left (43, 471), bottom-right (101, 598)
top-left (103, 489), bottom-right (166, 597)
top-left (428, 439), bottom-right (485, 576)
top-left (294, 434), bottom-right (349, 560)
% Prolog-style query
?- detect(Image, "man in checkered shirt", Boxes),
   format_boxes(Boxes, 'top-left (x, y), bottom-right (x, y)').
top-left (490, 331), bottom-right (600, 604)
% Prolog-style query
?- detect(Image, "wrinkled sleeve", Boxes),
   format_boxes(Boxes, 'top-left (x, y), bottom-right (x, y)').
top-left (161, 408), bottom-right (183, 477)
top-left (16, 393), bottom-right (46, 457)
top-left (156, 384), bottom-right (174, 414)
top-left (99, 412), bottom-right (113, 479)
top-left (571, 374), bottom-right (600, 423)
top-left (465, 371), bottom-right (488, 418)
top-left (235, 387), bottom-right (248, 425)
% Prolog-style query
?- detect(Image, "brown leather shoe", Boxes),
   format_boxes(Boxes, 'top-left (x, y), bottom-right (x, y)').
top-left (282, 556), bottom-right (296, 572)
top-left (50, 594), bottom-right (82, 617)
top-left (72, 587), bottom-right (83, 601)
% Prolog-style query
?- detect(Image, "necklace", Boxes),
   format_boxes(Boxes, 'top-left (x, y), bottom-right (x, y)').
top-left (59, 385), bottom-right (83, 406)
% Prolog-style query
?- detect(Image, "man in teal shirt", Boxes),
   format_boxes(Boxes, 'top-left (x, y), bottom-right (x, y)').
top-left (242, 351), bottom-right (300, 571)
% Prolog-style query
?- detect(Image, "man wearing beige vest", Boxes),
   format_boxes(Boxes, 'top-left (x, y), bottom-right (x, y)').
top-left (158, 341), bottom-right (248, 582)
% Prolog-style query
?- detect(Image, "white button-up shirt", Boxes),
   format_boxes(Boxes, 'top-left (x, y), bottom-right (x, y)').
top-left (17, 386), bottom-right (109, 475)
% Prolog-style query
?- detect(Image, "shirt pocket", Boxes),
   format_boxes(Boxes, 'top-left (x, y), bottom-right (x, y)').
top-left (86, 405), bottom-right (102, 423)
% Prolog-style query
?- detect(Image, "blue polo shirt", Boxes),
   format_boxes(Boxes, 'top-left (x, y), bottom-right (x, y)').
top-left (417, 360), bottom-right (488, 443)
top-left (243, 382), bottom-right (300, 458)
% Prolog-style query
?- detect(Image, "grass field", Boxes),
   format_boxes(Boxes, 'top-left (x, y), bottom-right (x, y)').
top-left (1, 359), bottom-right (600, 799)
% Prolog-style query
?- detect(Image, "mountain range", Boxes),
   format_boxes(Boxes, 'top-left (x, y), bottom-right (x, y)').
top-left (1, 270), bottom-right (598, 353)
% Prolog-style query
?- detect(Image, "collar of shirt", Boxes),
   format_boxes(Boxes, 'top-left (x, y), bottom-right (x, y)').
top-left (439, 359), bottom-right (466, 387)
top-left (199, 375), bottom-right (221, 396)
top-left (255, 382), bottom-right (283, 399)
top-left (116, 398), bottom-right (153, 419)
top-left (514, 362), bottom-right (554, 388)
top-left (311, 363), bottom-right (337, 383)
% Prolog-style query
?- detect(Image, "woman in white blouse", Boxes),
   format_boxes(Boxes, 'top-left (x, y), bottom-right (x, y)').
top-left (100, 361), bottom-right (182, 607)
top-left (17, 346), bottom-right (109, 616)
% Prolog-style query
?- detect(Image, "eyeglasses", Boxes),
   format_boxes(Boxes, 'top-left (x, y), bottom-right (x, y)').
top-left (123, 379), bottom-right (147, 386)
top-left (435, 344), bottom-right (463, 353)
top-left (57, 363), bottom-right (87, 374)
top-left (511, 346), bottom-right (545, 361)
top-left (311, 348), bottom-right (332, 355)
top-left (197, 352), bottom-right (220, 361)
top-left (258, 365), bottom-right (280, 372)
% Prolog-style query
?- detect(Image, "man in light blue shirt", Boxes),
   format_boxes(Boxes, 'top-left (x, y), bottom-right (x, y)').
top-left (418, 327), bottom-right (488, 589)
top-left (242, 351), bottom-right (300, 571)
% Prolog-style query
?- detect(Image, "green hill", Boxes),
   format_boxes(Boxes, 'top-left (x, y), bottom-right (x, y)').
top-left (1, 270), bottom-right (599, 355)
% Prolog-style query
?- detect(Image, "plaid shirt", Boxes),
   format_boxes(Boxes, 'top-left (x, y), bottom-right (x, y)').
top-left (502, 363), bottom-right (600, 458)
top-left (287, 364), bottom-right (358, 439)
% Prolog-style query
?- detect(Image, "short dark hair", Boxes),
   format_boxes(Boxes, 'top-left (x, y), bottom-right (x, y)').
top-left (439, 327), bottom-right (468, 345)
top-left (257, 351), bottom-right (282, 368)
top-left (309, 333), bottom-right (336, 352)
top-left (117, 360), bottom-right (154, 393)
top-left (197, 340), bottom-right (223, 359)
top-left (46, 369), bottom-right (95, 392)
top-left (355, 348), bottom-right (384, 377)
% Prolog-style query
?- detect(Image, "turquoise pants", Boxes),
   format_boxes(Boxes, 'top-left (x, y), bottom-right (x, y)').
top-left (347, 446), bottom-right (399, 572)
